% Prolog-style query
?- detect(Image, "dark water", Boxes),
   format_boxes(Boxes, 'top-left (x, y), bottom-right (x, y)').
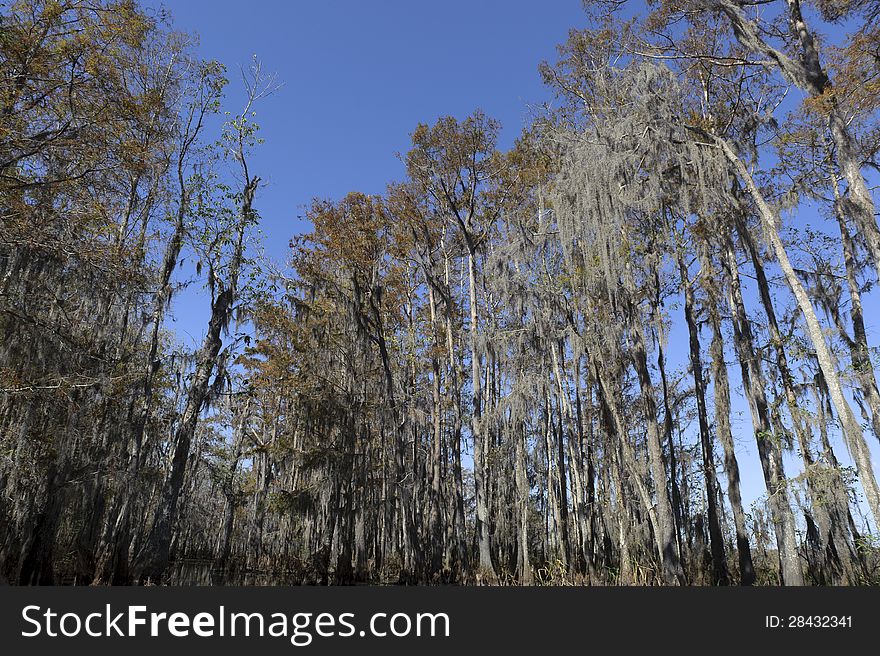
top-left (168, 559), bottom-right (307, 586)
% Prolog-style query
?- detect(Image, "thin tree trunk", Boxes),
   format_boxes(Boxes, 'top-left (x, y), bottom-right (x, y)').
top-left (698, 240), bottom-right (756, 585)
top-left (677, 250), bottom-right (729, 584)
top-left (443, 247), bottom-right (468, 578)
top-left (830, 175), bottom-right (880, 444)
top-left (427, 285), bottom-right (445, 579)
top-left (514, 417), bottom-right (533, 584)
top-left (467, 247), bottom-right (495, 580)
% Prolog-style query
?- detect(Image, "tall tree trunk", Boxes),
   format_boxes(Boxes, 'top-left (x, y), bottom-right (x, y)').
top-left (621, 318), bottom-right (686, 585)
top-left (721, 232), bottom-right (804, 585)
top-left (138, 178), bottom-right (258, 583)
top-left (443, 247), bottom-right (468, 577)
top-left (427, 284), bottom-right (445, 579)
top-left (514, 417), bottom-right (533, 584)
top-left (550, 340), bottom-right (573, 568)
top-left (467, 247), bottom-right (495, 580)
top-left (677, 250), bottom-right (729, 584)
top-left (698, 241), bottom-right (756, 585)
top-left (653, 309), bottom-right (687, 570)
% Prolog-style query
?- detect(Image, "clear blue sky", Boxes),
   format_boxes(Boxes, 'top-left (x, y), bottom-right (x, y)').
top-left (150, 1), bottom-right (879, 528)
top-left (155, 0), bottom-right (589, 263)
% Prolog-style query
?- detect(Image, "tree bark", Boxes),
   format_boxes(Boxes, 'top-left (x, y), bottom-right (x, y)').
top-left (722, 233), bottom-right (804, 585)
top-left (698, 240), bottom-right (756, 585)
top-left (677, 250), bottom-right (729, 584)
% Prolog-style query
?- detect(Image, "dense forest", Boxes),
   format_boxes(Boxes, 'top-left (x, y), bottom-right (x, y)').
top-left (2, 0), bottom-right (880, 586)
